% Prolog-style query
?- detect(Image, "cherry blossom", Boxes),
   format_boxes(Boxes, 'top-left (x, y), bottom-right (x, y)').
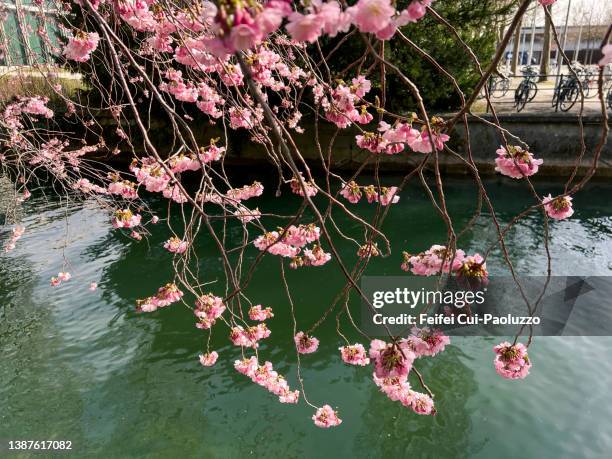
top-left (199, 351), bottom-right (219, 367)
top-left (340, 344), bottom-right (370, 366)
top-left (493, 342), bottom-right (532, 379)
top-left (294, 331), bottom-right (320, 354)
top-left (312, 405), bottom-right (342, 428)
top-left (543, 194), bottom-right (574, 220)
top-left (495, 145), bottom-right (543, 179)
top-left (63, 32), bottom-right (99, 62)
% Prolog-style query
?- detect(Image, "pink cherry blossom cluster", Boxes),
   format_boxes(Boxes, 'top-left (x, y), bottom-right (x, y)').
top-left (112, 209), bottom-right (142, 229)
top-left (315, 76), bottom-right (372, 128)
top-left (229, 105), bottom-right (265, 130)
top-left (137, 282), bottom-right (184, 312)
top-left (2, 96), bottom-right (53, 133)
top-left (339, 181), bottom-right (400, 206)
top-left (292, 244), bottom-right (332, 268)
top-left (372, 374), bottom-right (435, 415)
top-left (163, 236), bottom-right (188, 254)
top-left (254, 223), bottom-right (322, 258)
top-left (107, 178), bottom-right (138, 199)
top-left (194, 293), bottom-right (226, 329)
top-left (72, 178), bottom-right (108, 195)
top-left (312, 404), bottom-right (342, 428)
top-left (493, 341), bottom-right (532, 379)
top-left (409, 326), bottom-right (450, 357)
top-left (369, 339), bottom-right (416, 379)
top-left (235, 357), bottom-right (300, 404)
top-left (249, 304), bottom-right (274, 321)
top-left (4, 225), bottom-right (25, 252)
top-left (50, 271), bottom-right (71, 287)
top-left (356, 118), bottom-right (449, 155)
top-left (62, 31), bottom-right (100, 62)
top-left (159, 69), bottom-right (225, 118)
top-left (495, 145), bottom-right (543, 179)
top-left (401, 245), bottom-right (466, 276)
top-left (543, 194), bottom-right (574, 220)
top-left (339, 343), bottom-right (370, 366)
top-left (225, 181), bottom-right (264, 202)
top-left (457, 253), bottom-right (489, 285)
top-left (230, 324), bottom-right (271, 348)
top-left (290, 174), bottom-right (318, 197)
top-left (294, 331), bottom-right (320, 354)
top-left (233, 205), bottom-right (261, 223)
top-left (199, 351), bottom-right (219, 367)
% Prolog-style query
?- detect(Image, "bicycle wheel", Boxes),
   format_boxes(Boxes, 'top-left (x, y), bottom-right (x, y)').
top-left (560, 84), bottom-right (579, 112)
top-left (489, 79), bottom-right (500, 98)
top-left (515, 85), bottom-right (528, 112)
top-left (500, 79), bottom-right (510, 97)
top-left (527, 81), bottom-right (538, 102)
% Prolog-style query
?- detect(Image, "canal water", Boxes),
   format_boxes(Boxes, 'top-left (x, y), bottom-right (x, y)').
top-left (1, 176), bottom-right (611, 458)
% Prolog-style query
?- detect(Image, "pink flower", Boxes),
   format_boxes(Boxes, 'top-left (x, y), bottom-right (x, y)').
top-left (286, 13), bottom-right (322, 43)
top-left (230, 324), bottom-right (271, 348)
top-left (340, 181), bottom-right (362, 204)
top-left (409, 327), bottom-right (450, 356)
top-left (63, 32), bottom-right (99, 62)
top-left (294, 331), bottom-right (319, 354)
top-left (543, 194), bottom-right (574, 220)
top-left (599, 44), bottom-right (612, 67)
top-left (340, 343), bottom-right (370, 366)
top-left (89, 282), bottom-right (98, 291)
top-left (249, 304), bottom-right (274, 321)
top-left (370, 340), bottom-right (415, 379)
top-left (349, 0), bottom-right (396, 34)
top-left (199, 351), bottom-right (219, 367)
top-left (538, 0), bottom-right (557, 5)
top-left (112, 209), bottom-right (142, 229)
top-left (194, 293), bottom-right (226, 329)
top-left (50, 277), bottom-right (61, 287)
top-left (151, 216), bottom-right (160, 224)
top-left (495, 145), bottom-right (543, 179)
top-left (164, 236), bottom-right (188, 254)
top-left (312, 405), bottom-right (342, 428)
top-left (458, 253), bottom-right (489, 284)
top-left (58, 271), bottom-right (71, 282)
top-left (493, 341), bottom-right (532, 379)
top-left (409, 391), bottom-right (435, 415)
top-left (302, 244), bottom-right (331, 267)
top-left (401, 245), bottom-right (465, 276)
top-left (137, 283), bottom-right (184, 312)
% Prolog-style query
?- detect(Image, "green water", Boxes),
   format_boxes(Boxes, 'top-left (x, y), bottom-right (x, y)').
top-left (1, 177), bottom-right (611, 458)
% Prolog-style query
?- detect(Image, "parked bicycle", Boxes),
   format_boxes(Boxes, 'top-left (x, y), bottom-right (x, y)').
top-left (605, 79), bottom-right (612, 111)
top-left (487, 69), bottom-right (511, 98)
top-left (573, 63), bottom-right (598, 99)
top-left (552, 70), bottom-right (582, 112)
top-left (514, 66), bottom-right (538, 112)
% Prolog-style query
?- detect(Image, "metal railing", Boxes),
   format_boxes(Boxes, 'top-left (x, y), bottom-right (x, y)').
top-left (480, 65), bottom-right (612, 113)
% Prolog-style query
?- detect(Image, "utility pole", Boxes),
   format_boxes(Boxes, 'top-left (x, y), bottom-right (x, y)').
top-left (528, 6), bottom-right (537, 66)
top-left (560, 0), bottom-right (572, 64)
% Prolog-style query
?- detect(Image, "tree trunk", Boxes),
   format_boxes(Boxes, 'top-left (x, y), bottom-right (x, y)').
top-left (539, 6), bottom-right (552, 81)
